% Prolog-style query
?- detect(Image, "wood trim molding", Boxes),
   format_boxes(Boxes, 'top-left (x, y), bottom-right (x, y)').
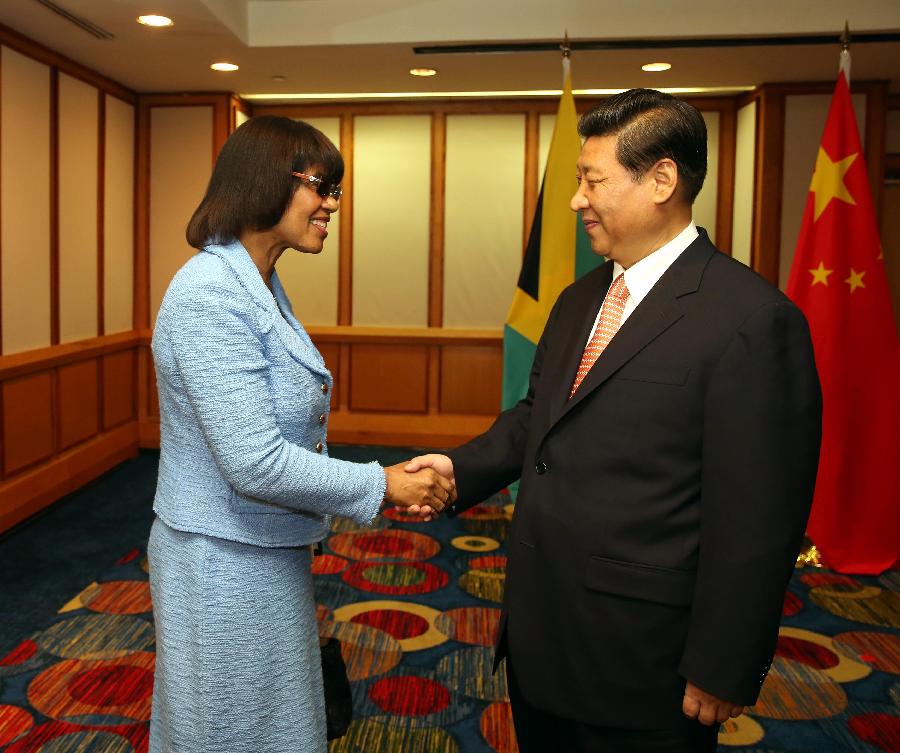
top-left (864, 81), bottom-right (888, 223)
top-left (230, 95), bottom-right (253, 132)
top-left (337, 114), bottom-right (354, 326)
top-left (136, 326), bottom-right (501, 348)
top-left (327, 410), bottom-right (494, 448)
top-left (137, 410), bottom-right (495, 451)
top-left (0, 47), bottom-right (3, 354)
top-left (750, 85), bottom-right (784, 285)
top-left (757, 79), bottom-right (890, 97)
top-left (137, 93), bottom-right (234, 106)
top-left (255, 97), bottom-right (739, 120)
top-left (736, 89), bottom-right (761, 110)
top-left (0, 421), bottom-right (138, 534)
top-left (97, 92), bottom-right (106, 336)
top-left (0, 22), bottom-right (136, 103)
top-left (428, 112), bottom-right (447, 328)
top-left (255, 100), bottom-right (566, 118)
top-left (134, 101), bottom-right (150, 332)
top-left (307, 325), bottom-right (502, 346)
top-left (212, 95), bottom-right (230, 162)
top-left (49, 67), bottom-right (60, 345)
top-left (715, 99), bottom-right (737, 254)
top-left (0, 332), bottom-right (139, 380)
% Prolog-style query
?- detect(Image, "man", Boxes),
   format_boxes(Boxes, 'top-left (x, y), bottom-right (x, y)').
top-left (407, 89), bottom-right (822, 752)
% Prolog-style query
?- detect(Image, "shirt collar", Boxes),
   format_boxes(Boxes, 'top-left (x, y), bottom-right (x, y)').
top-left (613, 222), bottom-right (698, 306)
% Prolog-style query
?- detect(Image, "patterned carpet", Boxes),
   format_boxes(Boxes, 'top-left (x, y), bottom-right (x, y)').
top-left (1, 486), bottom-right (898, 752)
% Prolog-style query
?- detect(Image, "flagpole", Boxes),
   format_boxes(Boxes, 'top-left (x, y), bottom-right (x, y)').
top-left (795, 23), bottom-right (853, 571)
top-left (839, 21), bottom-right (851, 81)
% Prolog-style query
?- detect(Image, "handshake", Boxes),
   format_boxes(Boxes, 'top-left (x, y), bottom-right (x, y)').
top-left (382, 454), bottom-right (456, 521)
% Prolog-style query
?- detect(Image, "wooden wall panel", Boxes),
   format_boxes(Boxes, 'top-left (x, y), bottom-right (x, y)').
top-left (3, 371), bottom-right (54, 474)
top-left (57, 73), bottom-right (99, 344)
top-left (104, 95), bottom-right (135, 334)
top-left (352, 115), bottom-right (431, 327)
top-left (102, 350), bottom-right (135, 429)
top-left (1, 46), bottom-right (51, 355)
top-left (443, 114), bottom-right (525, 329)
top-left (694, 111), bottom-right (720, 243)
top-left (149, 106), bottom-right (213, 322)
top-left (349, 344), bottom-right (428, 413)
top-left (732, 100), bottom-right (757, 267)
top-left (57, 359), bottom-right (99, 449)
top-left (0, 31), bottom-right (143, 533)
top-left (440, 346), bottom-right (502, 415)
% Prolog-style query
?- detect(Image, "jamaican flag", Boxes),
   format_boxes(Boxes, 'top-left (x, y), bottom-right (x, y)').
top-left (502, 60), bottom-right (600, 410)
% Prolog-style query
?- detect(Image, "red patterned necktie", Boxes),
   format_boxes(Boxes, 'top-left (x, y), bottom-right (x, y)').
top-left (570, 274), bottom-right (630, 397)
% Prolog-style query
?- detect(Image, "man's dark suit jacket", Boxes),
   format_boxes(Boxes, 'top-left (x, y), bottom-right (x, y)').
top-left (447, 229), bottom-right (822, 730)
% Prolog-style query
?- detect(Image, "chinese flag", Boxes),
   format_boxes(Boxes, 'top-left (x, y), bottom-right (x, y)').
top-left (786, 69), bottom-right (900, 574)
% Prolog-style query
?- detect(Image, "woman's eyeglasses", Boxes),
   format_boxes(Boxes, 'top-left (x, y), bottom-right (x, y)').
top-left (291, 172), bottom-right (342, 201)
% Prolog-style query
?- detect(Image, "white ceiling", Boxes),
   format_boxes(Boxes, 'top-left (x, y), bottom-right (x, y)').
top-left (1, 0), bottom-right (899, 100)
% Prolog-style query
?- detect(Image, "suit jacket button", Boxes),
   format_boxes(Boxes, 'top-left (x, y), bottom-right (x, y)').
top-left (321, 382), bottom-right (329, 394)
top-left (535, 461), bottom-right (547, 475)
top-left (315, 441), bottom-right (324, 453)
top-left (318, 413), bottom-right (326, 425)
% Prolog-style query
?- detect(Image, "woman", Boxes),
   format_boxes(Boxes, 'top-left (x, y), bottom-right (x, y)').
top-left (148, 116), bottom-right (450, 753)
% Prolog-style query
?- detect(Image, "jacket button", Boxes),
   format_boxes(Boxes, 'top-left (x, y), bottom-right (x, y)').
top-left (315, 441), bottom-right (324, 453)
top-left (535, 461), bottom-right (547, 475)
top-left (318, 413), bottom-right (326, 425)
top-left (321, 383), bottom-right (329, 394)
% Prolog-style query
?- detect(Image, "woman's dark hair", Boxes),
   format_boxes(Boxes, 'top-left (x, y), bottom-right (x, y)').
top-left (578, 89), bottom-right (707, 203)
top-left (186, 116), bottom-right (343, 248)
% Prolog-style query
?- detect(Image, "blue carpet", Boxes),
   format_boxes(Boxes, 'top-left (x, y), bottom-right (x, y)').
top-left (0, 450), bottom-right (898, 752)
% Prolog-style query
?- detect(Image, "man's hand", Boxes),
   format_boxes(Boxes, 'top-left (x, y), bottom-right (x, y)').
top-left (682, 682), bottom-right (744, 725)
top-left (402, 454), bottom-right (457, 519)
top-left (382, 463), bottom-right (452, 521)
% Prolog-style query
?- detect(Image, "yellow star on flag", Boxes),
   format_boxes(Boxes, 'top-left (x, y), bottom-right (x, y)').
top-left (845, 268), bottom-right (866, 293)
top-left (809, 262), bottom-right (833, 287)
top-left (809, 147), bottom-right (857, 221)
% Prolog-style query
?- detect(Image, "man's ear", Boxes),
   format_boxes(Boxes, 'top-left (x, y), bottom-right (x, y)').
top-left (651, 158), bottom-right (679, 204)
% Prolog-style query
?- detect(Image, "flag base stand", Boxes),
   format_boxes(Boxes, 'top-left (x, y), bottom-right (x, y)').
top-left (795, 536), bottom-right (824, 568)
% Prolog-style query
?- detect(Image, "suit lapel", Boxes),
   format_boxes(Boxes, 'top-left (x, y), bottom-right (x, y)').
top-left (550, 231), bottom-right (716, 427)
top-left (204, 242), bottom-right (330, 379)
top-left (547, 262), bottom-right (614, 420)
top-left (270, 270), bottom-right (329, 376)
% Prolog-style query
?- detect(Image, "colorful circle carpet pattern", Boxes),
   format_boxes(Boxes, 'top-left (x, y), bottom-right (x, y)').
top-left (1, 493), bottom-right (898, 752)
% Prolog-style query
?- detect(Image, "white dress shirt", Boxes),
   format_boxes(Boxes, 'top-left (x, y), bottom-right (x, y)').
top-left (584, 222), bottom-right (699, 346)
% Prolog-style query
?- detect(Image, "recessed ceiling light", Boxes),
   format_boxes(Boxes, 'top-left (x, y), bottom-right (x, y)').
top-left (137, 15), bottom-right (173, 27)
top-left (409, 68), bottom-right (437, 77)
top-left (211, 62), bottom-right (240, 72)
top-left (642, 62), bottom-right (672, 72)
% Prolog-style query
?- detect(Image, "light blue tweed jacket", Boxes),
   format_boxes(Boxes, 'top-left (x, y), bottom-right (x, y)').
top-left (151, 240), bottom-right (386, 547)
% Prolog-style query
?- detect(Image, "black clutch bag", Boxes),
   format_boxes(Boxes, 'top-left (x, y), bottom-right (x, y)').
top-left (320, 636), bottom-right (352, 740)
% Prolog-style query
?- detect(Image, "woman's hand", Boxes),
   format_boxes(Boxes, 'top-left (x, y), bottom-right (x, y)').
top-left (383, 464), bottom-right (453, 520)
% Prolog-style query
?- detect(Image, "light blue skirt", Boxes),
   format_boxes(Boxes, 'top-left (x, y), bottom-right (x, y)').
top-left (148, 517), bottom-right (326, 753)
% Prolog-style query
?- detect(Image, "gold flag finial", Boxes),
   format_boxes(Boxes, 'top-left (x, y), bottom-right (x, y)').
top-left (841, 21), bottom-right (851, 51)
top-left (561, 31), bottom-right (571, 59)
top-left (795, 536), bottom-right (824, 568)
